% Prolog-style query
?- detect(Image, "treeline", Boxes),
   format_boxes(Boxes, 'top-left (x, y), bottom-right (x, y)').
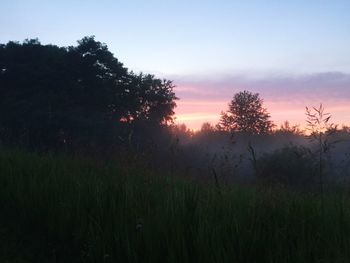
top-left (0, 37), bottom-right (177, 153)
top-left (1, 36), bottom-right (350, 187)
top-left (169, 99), bottom-right (350, 190)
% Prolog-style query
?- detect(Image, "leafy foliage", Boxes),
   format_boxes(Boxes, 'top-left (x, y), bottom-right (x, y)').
top-left (275, 121), bottom-right (303, 135)
top-left (257, 145), bottom-right (316, 189)
top-left (0, 37), bottom-right (177, 151)
top-left (218, 90), bottom-right (274, 134)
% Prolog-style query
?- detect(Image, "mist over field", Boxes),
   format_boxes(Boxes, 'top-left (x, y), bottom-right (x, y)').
top-left (1, 0), bottom-right (350, 262)
top-left (165, 125), bottom-right (350, 184)
top-left (2, 31), bottom-right (350, 263)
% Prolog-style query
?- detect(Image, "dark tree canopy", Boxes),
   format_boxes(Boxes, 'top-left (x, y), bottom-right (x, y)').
top-left (0, 36), bottom-right (177, 151)
top-left (218, 90), bottom-right (274, 134)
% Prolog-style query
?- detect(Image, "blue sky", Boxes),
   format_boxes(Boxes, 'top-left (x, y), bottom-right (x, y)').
top-left (2, 0), bottom-right (349, 74)
top-left (1, 0), bottom-right (350, 129)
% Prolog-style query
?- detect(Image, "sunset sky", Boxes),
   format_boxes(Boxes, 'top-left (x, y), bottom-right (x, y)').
top-left (2, 0), bottom-right (350, 130)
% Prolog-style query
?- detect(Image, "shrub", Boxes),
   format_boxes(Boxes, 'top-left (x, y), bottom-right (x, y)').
top-left (256, 145), bottom-right (316, 189)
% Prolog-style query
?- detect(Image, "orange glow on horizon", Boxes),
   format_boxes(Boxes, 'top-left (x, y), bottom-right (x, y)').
top-left (175, 99), bottom-right (350, 131)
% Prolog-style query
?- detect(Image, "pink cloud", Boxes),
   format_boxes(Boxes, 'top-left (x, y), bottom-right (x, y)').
top-left (173, 72), bottom-right (350, 130)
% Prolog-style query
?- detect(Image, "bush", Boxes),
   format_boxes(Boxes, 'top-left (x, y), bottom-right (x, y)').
top-left (256, 145), bottom-right (316, 189)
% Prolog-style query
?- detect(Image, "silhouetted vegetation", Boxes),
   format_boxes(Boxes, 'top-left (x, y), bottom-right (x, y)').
top-left (2, 150), bottom-right (350, 263)
top-left (218, 90), bottom-right (274, 134)
top-left (1, 37), bottom-right (350, 262)
top-left (0, 37), bottom-right (177, 153)
top-left (256, 145), bottom-right (316, 189)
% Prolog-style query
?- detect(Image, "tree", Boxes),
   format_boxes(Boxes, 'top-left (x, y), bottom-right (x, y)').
top-left (275, 121), bottom-right (303, 135)
top-left (200, 122), bottom-right (215, 133)
top-left (0, 36), bottom-right (177, 151)
top-left (218, 90), bottom-right (274, 134)
top-left (126, 73), bottom-right (177, 125)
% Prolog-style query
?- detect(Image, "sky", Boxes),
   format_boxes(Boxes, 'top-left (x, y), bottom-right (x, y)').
top-left (1, 0), bottom-right (350, 130)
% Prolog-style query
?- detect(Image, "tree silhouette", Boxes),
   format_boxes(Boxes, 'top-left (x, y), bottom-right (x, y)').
top-left (218, 90), bottom-right (273, 134)
top-left (127, 73), bottom-right (177, 125)
top-left (201, 122), bottom-right (215, 133)
top-left (0, 36), bottom-right (177, 151)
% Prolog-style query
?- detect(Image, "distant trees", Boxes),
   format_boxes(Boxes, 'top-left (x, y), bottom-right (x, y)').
top-left (0, 36), bottom-right (177, 151)
top-left (218, 90), bottom-right (274, 134)
top-left (275, 121), bottom-right (303, 135)
top-left (200, 122), bottom-right (215, 133)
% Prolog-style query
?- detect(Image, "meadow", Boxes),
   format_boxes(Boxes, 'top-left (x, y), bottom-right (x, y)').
top-left (1, 149), bottom-right (350, 262)
top-left (2, 5), bottom-right (350, 262)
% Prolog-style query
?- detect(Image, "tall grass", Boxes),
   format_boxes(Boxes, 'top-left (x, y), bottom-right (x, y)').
top-left (1, 149), bottom-right (350, 262)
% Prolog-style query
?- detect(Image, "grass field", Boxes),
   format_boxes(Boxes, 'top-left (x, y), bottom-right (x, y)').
top-left (1, 149), bottom-right (350, 262)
